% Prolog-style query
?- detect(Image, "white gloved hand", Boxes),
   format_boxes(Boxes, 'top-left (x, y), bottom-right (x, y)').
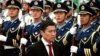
top-left (70, 46), bottom-right (78, 53)
top-left (0, 35), bottom-right (7, 42)
top-left (20, 38), bottom-right (27, 45)
top-left (69, 27), bottom-right (77, 35)
top-left (20, 21), bottom-right (25, 28)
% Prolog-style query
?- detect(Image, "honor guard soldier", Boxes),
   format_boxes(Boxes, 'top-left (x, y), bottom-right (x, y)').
top-left (0, 0), bottom-right (23, 56)
top-left (86, 0), bottom-right (100, 32)
top-left (21, 0), bottom-right (32, 25)
top-left (63, 0), bottom-right (77, 23)
top-left (53, 2), bottom-right (74, 56)
top-left (23, 1), bottom-right (43, 47)
top-left (22, 0), bottom-right (30, 15)
top-left (63, 0), bottom-right (77, 32)
top-left (43, 0), bottom-right (54, 21)
top-left (70, 4), bottom-right (100, 56)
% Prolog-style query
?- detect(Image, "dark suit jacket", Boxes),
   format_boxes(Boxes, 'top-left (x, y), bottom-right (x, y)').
top-left (25, 40), bottom-right (65, 56)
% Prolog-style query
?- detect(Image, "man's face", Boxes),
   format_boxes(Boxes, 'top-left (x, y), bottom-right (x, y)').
top-left (66, 10), bottom-right (72, 18)
top-left (31, 9), bottom-right (42, 19)
top-left (8, 8), bottom-right (19, 18)
top-left (0, 4), bottom-right (2, 8)
top-left (44, 7), bottom-right (52, 16)
top-left (55, 11), bottom-right (66, 23)
top-left (80, 14), bottom-right (92, 25)
top-left (22, 3), bottom-right (30, 11)
top-left (41, 26), bottom-right (56, 43)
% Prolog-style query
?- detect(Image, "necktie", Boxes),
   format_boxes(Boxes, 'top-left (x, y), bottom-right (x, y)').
top-left (48, 44), bottom-right (53, 56)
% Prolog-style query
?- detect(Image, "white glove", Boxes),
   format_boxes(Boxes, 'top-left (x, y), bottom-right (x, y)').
top-left (20, 21), bottom-right (25, 28)
top-left (70, 46), bottom-right (78, 53)
top-left (0, 35), bottom-right (7, 42)
top-left (20, 38), bottom-right (27, 45)
top-left (69, 27), bottom-right (77, 35)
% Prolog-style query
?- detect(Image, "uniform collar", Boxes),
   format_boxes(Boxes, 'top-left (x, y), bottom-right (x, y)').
top-left (91, 19), bottom-right (97, 25)
top-left (32, 20), bottom-right (41, 27)
top-left (81, 25), bottom-right (91, 32)
top-left (65, 17), bottom-right (72, 23)
top-left (57, 22), bottom-right (66, 29)
top-left (10, 17), bottom-right (18, 23)
top-left (34, 21), bottom-right (41, 26)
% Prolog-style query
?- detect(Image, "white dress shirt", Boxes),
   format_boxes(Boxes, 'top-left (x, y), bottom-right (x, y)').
top-left (41, 38), bottom-right (54, 56)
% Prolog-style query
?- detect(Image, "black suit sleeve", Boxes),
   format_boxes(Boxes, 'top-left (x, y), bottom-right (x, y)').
top-left (25, 45), bottom-right (37, 56)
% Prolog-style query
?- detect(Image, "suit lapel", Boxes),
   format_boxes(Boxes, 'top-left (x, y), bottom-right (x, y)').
top-left (38, 40), bottom-right (48, 56)
top-left (52, 43), bottom-right (63, 56)
top-left (53, 43), bottom-right (57, 56)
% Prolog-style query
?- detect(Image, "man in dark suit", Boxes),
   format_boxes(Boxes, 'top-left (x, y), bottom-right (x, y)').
top-left (25, 19), bottom-right (64, 56)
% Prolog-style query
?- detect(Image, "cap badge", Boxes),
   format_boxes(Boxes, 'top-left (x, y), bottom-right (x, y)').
top-left (66, 1), bottom-right (70, 5)
top-left (11, 0), bottom-right (15, 4)
top-left (57, 4), bottom-right (61, 8)
top-left (34, 1), bottom-right (38, 5)
top-left (81, 6), bottom-right (85, 10)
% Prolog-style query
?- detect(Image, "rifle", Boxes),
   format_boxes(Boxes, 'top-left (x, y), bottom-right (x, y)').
top-left (20, 2), bottom-right (26, 55)
top-left (20, 25), bottom-right (25, 56)
top-left (70, 30), bottom-right (79, 56)
top-left (70, 11), bottom-right (80, 56)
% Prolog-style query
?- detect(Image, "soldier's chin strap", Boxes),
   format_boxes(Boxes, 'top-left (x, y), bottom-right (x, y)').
top-left (20, 21), bottom-right (26, 56)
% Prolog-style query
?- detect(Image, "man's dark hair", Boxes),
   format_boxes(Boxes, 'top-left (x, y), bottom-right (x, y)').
top-left (40, 19), bottom-right (56, 31)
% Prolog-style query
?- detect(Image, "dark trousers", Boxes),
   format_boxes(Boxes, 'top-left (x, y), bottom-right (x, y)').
top-left (0, 46), bottom-right (4, 56)
top-left (4, 48), bottom-right (20, 56)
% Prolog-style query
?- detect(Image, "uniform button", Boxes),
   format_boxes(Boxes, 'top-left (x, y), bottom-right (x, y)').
top-left (84, 37), bottom-right (87, 40)
top-left (58, 36), bottom-right (61, 39)
top-left (11, 27), bottom-right (14, 30)
top-left (35, 32), bottom-right (38, 35)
